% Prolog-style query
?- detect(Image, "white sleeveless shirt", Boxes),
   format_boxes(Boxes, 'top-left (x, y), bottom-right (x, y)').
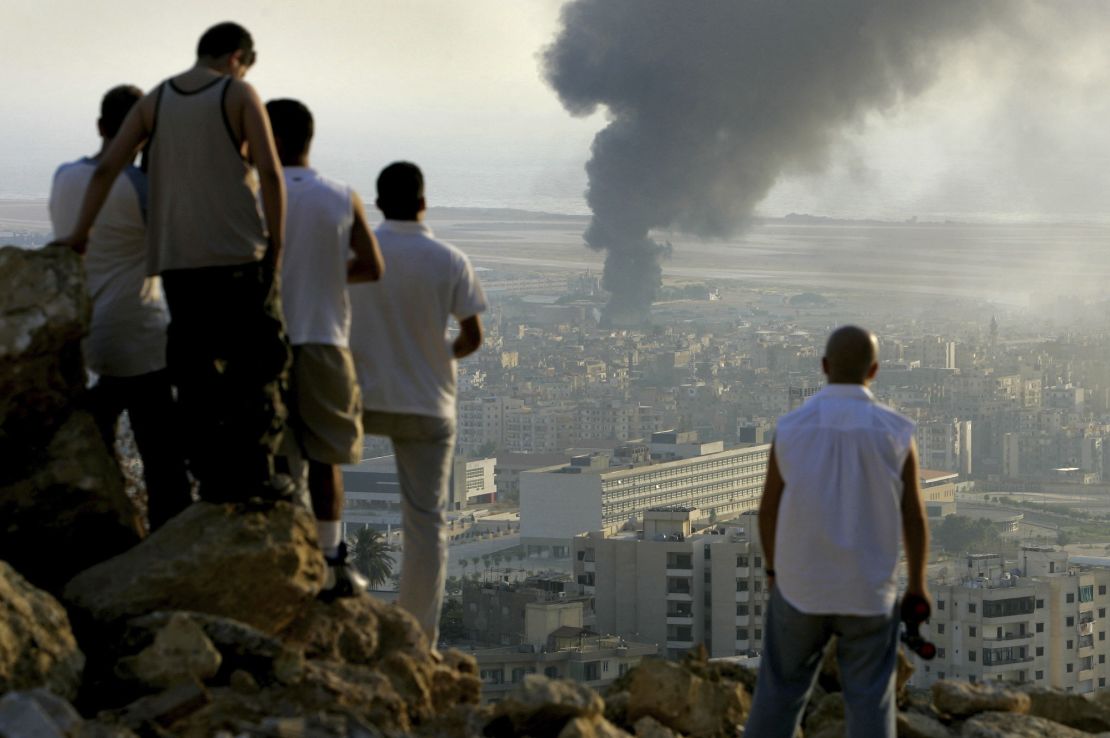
top-left (144, 76), bottom-right (267, 274)
top-left (280, 167), bottom-right (353, 347)
top-left (773, 384), bottom-right (915, 616)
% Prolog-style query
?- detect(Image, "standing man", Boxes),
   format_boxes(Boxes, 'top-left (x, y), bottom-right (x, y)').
top-left (52, 22), bottom-right (290, 504)
top-left (265, 98), bottom-right (384, 597)
top-left (49, 85), bottom-right (191, 530)
top-left (348, 162), bottom-right (487, 646)
top-left (745, 325), bottom-right (930, 738)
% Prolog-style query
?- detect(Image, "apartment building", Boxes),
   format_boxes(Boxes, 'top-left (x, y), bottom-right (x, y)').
top-left (915, 548), bottom-right (1110, 694)
top-left (520, 441), bottom-right (770, 557)
top-left (572, 508), bottom-right (772, 660)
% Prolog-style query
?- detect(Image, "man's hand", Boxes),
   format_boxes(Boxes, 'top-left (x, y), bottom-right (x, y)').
top-left (47, 233), bottom-right (89, 255)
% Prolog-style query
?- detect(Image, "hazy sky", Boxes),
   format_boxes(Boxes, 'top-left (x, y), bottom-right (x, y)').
top-left (3, 1), bottom-right (1110, 222)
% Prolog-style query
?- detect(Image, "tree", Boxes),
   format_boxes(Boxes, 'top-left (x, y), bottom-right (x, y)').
top-left (933, 515), bottom-right (1003, 554)
top-left (439, 598), bottom-right (465, 642)
top-left (350, 528), bottom-right (395, 589)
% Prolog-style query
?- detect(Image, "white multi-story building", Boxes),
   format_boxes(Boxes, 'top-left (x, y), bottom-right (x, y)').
top-left (520, 442), bottom-right (770, 557)
top-left (572, 508), bottom-right (771, 660)
top-left (916, 418), bottom-right (972, 475)
top-left (916, 548), bottom-right (1110, 694)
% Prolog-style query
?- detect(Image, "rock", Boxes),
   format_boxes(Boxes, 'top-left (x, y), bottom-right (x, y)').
top-left (959, 711), bottom-right (1090, 738)
top-left (559, 715), bottom-right (632, 738)
top-left (64, 501), bottom-right (325, 634)
top-left (898, 711), bottom-right (954, 738)
top-left (0, 245), bottom-right (89, 448)
top-left (808, 721), bottom-right (845, 738)
top-left (116, 612), bottom-right (222, 689)
top-left (0, 689), bottom-right (82, 738)
top-left (0, 245), bottom-right (141, 595)
top-left (0, 560), bottom-right (85, 700)
top-left (229, 669), bottom-right (259, 694)
top-left (1025, 687), bottom-right (1110, 733)
top-left (112, 682), bottom-right (211, 733)
top-left (280, 595), bottom-right (387, 665)
top-left (804, 692), bottom-right (845, 736)
top-left (633, 715), bottom-right (680, 738)
top-left (486, 674), bottom-right (605, 738)
top-left (123, 611), bottom-right (304, 686)
top-left (931, 680), bottom-right (1030, 718)
top-left (624, 659), bottom-right (749, 737)
top-left (0, 410), bottom-right (141, 594)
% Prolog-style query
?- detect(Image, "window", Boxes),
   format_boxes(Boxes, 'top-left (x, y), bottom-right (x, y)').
top-left (1080, 586), bottom-right (1094, 603)
top-left (1036, 647), bottom-right (1044, 656)
top-left (1067, 640), bottom-right (1074, 650)
top-left (969, 651), bottom-right (976, 662)
top-left (969, 626), bottom-right (977, 637)
top-left (938, 624), bottom-right (946, 634)
top-left (737, 555), bottom-right (749, 568)
top-left (1036, 623), bottom-right (1044, 633)
top-left (737, 628), bottom-right (749, 640)
top-left (983, 597), bottom-right (1035, 618)
top-left (1067, 616), bottom-right (1075, 627)
top-left (970, 675), bottom-right (977, 684)
top-left (584, 662), bottom-right (600, 681)
top-left (754, 581), bottom-right (762, 592)
top-left (1101, 655), bottom-right (1106, 664)
top-left (938, 648), bottom-right (946, 658)
top-left (1100, 585), bottom-right (1107, 596)
top-left (1067, 663), bottom-right (1074, 673)
top-left (939, 672), bottom-right (946, 679)
top-left (1036, 671), bottom-right (1044, 680)
top-left (1102, 608), bottom-right (1107, 618)
top-left (544, 666), bottom-right (559, 678)
top-left (969, 603), bottom-right (977, 614)
top-left (737, 580), bottom-right (749, 592)
top-left (1101, 632), bottom-right (1106, 641)
top-left (755, 628), bottom-right (762, 639)
top-left (754, 556), bottom-right (762, 567)
top-left (1037, 599), bottom-right (1045, 609)
top-left (667, 552), bottom-right (693, 570)
top-left (755, 605), bottom-right (762, 615)
top-left (938, 600), bottom-right (945, 611)
top-left (737, 604), bottom-right (748, 615)
top-left (1068, 594), bottom-right (1075, 603)
top-left (1102, 678), bottom-right (1107, 688)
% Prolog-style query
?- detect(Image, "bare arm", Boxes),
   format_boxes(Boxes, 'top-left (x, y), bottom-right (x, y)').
top-left (757, 444), bottom-right (784, 589)
top-left (237, 81), bottom-right (285, 266)
top-left (346, 191), bottom-right (384, 283)
top-left (901, 439), bottom-right (931, 601)
top-left (48, 100), bottom-right (151, 253)
top-left (453, 315), bottom-right (483, 359)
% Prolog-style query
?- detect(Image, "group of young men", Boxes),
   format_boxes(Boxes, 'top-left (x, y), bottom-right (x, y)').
top-left (50, 20), bottom-right (932, 733)
top-left (49, 22), bottom-right (486, 641)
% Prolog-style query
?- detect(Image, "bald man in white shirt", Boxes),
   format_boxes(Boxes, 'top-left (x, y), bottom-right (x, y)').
top-left (745, 326), bottom-right (931, 738)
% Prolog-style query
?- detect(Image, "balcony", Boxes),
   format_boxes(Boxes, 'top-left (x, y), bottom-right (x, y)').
top-left (667, 615), bottom-right (695, 626)
top-left (983, 632), bottom-right (1033, 642)
top-left (736, 591), bottom-right (750, 603)
top-left (666, 591), bottom-right (693, 602)
top-left (666, 569), bottom-right (694, 577)
top-left (982, 657), bottom-right (1034, 670)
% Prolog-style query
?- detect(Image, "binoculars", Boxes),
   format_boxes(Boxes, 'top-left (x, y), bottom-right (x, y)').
top-left (900, 593), bottom-right (937, 660)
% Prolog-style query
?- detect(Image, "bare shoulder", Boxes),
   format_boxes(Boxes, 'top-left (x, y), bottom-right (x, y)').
top-left (226, 77), bottom-right (261, 105)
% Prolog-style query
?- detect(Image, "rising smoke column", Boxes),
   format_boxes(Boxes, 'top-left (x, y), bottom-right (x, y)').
top-left (543, 1), bottom-right (1002, 324)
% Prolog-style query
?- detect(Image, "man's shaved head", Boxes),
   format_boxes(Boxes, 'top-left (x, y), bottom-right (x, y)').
top-left (823, 325), bottom-right (879, 384)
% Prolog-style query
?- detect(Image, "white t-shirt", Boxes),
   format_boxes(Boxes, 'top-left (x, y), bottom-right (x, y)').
top-left (348, 220), bottom-right (488, 419)
top-left (773, 384), bottom-right (916, 616)
top-left (280, 167), bottom-right (354, 347)
top-left (49, 158), bottom-right (168, 378)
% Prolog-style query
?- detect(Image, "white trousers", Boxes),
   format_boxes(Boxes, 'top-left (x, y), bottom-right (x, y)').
top-left (362, 410), bottom-right (456, 646)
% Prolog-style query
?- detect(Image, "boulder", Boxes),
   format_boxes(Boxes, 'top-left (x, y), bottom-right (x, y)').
top-left (115, 612), bottom-right (222, 690)
top-left (898, 711), bottom-right (954, 738)
top-left (0, 560), bottom-right (85, 700)
top-left (633, 716), bottom-right (680, 738)
top-left (559, 715), bottom-right (632, 738)
top-left (486, 674), bottom-right (605, 738)
top-left (1025, 687), bottom-right (1110, 733)
top-left (0, 244), bottom-right (89, 450)
top-left (931, 680), bottom-right (1030, 718)
top-left (624, 659), bottom-right (749, 737)
top-left (64, 501), bottom-right (325, 634)
top-left (0, 410), bottom-right (142, 594)
top-left (959, 710), bottom-right (1090, 738)
top-left (0, 689), bottom-right (82, 738)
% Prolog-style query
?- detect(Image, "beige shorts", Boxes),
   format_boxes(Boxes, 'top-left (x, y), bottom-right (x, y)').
top-left (287, 343), bottom-right (363, 465)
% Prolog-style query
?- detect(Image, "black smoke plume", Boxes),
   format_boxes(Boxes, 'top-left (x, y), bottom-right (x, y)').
top-left (543, 1), bottom-right (1002, 324)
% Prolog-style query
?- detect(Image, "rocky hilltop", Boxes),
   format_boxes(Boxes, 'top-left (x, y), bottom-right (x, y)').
top-left (4, 244), bottom-right (1110, 737)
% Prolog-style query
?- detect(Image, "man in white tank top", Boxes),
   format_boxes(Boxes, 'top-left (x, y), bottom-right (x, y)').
top-left (266, 99), bottom-right (384, 599)
top-left (49, 85), bottom-right (191, 530)
top-left (745, 326), bottom-right (931, 738)
top-left (51, 23), bottom-right (292, 505)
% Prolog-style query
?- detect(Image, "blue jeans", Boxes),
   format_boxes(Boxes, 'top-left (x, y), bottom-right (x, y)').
top-left (744, 587), bottom-right (899, 738)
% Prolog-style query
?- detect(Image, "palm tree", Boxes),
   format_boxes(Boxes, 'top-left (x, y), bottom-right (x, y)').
top-left (350, 528), bottom-right (394, 589)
